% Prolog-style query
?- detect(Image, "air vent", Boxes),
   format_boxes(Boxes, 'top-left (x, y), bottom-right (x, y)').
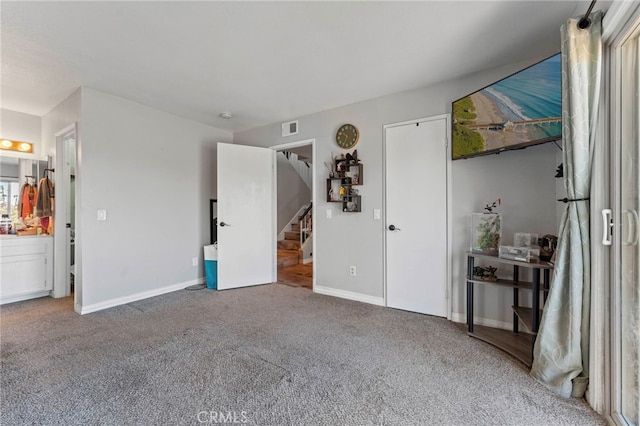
top-left (282, 120), bottom-right (299, 137)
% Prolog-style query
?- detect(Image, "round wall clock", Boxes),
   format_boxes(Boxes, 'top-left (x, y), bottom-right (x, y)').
top-left (336, 123), bottom-right (359, 149)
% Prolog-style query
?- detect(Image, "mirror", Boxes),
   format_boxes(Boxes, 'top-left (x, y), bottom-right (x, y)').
top-left (0, 156), bottom-right (52, 234)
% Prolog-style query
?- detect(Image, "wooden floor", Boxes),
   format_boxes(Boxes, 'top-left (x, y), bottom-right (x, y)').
top-left (277, 262), bottom-right (312, 289)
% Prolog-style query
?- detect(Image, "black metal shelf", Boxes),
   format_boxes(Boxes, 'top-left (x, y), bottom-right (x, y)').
top-left (466, 252), bottom-right (552, 366)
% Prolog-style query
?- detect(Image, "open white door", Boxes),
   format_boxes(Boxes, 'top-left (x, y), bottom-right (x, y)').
top-left (217, 143), bottom-right (276, 290)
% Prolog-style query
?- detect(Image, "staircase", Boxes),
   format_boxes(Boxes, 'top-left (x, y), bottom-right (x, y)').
top-left (277, 222), bottom-right (302, 269)
top-left (277, 204), bottom-right (312, 269)
top-left (282, 151), bottom-right (312, 190)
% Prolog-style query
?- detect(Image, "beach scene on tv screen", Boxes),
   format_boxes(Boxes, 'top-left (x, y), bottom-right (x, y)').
top-left (452, 54), bottom-right (562, 159)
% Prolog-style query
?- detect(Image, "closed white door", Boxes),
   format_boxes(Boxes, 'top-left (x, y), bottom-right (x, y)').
top-left (217, 143), bottom-right (276, 290)
top-left (385, 116), bottom-right (448, 316)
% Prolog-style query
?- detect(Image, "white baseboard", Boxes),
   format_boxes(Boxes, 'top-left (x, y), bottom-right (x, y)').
top-left (0, 291), bottom-right (51, 306)
top-left (302, 257), bottom-right (313, 264)
top-left (79, 277), bottom-right (204, 315)
top-left (314, 285), bottom-right (384, 306)
top-left (450, 312), bottom-right (512, 330)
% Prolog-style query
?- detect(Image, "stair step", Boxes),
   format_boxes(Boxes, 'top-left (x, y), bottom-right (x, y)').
top-left (278, 239), bottom-right (300, 250)
top-left (277, 249), bottom-right (300, 269)
top-left (290, 223), bottom-right (300, 232)
top-left (285, 231), bottom-right (300, 240)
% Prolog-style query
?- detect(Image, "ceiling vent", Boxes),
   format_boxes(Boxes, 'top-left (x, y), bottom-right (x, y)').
top-left (282, 120), bottom-right (298, 137)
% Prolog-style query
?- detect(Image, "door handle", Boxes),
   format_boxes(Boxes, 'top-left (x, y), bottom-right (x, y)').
top-left (388, 224), bottom-right (401, 231)
top-left (623, 209), bottom-right (639, 246)
top-left (219, 221), bottom-right (230, 227)
top-left (602, 209), bottom-right (613, 246)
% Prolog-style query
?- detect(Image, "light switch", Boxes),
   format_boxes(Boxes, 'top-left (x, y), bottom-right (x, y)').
top-left (97, 210), bottom-right (107, 221)
top-left (373, 209), bottom-right (381, 220)
top-left (326, 209), bottom-right (332, 219)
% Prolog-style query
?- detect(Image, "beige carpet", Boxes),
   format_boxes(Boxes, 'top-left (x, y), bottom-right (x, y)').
top-left (1, 284), bottom-right (605, 425)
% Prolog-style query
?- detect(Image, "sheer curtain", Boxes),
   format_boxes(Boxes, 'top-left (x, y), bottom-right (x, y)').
top-left (530, 11), bottom-right (603, 398)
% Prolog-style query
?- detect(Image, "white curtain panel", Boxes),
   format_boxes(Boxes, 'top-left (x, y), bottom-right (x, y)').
top-left (530, 11), bottom-right (603, 398)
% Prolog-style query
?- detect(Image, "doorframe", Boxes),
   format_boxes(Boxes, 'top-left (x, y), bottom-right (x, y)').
top-left (52, 122), bottom-right (78, 303)
top-left (382, 114), bottom-right (452, 319)
top-left (269, 138), bottom-right (316, 291)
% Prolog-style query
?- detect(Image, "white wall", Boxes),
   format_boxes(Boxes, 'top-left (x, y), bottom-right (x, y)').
top-left (41, 90), bottom-right (81, 159)
top-left (276, 153), bottom-right (311, 233)
top-left (79, 88), bottom-right (232, 308)
top-left (234, 55), bottom-right (561, 324)
top-left (0, 108), bottom-right (42, 159)
top-left (451, 143), bottom-right (559, 325)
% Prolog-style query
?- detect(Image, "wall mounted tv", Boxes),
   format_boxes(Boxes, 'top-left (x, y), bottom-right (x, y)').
top-left (452, 53), bottom-right (562, 160)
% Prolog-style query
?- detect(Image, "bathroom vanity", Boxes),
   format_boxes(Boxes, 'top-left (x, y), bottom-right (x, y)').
top-left (0, 235), bottom-right (54, 304)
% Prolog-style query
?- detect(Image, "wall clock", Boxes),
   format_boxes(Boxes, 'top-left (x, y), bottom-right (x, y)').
top-left (336, 123), bottom-right (359, 149)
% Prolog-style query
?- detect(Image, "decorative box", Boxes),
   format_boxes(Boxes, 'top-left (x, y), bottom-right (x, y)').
top-left (513, 232), bottom-right (539, 248)
top-left (471, 213), bottom-right (502, 255)
top-left (499, 245), bottom-right (540, 263)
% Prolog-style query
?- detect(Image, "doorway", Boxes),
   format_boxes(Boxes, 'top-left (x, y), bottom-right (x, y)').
top-left (270, 139), bottom-right (316, 290)
top-left (384, 115), bottom-right (450, 317)
top-left (52, 123), bottom-right (78, 307)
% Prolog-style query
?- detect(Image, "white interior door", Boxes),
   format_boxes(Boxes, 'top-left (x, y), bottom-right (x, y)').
top-left (217, 143), bottom-right (276, 290)
top-left (385, 117), bottom-right (448, 316)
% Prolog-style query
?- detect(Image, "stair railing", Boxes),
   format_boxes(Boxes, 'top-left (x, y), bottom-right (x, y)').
top-left (281, 151), bottom-right (312, 190)
top-left (299, 202), bottom-right (312, 245)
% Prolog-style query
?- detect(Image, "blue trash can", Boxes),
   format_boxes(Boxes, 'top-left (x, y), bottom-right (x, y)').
top-left (204, 244), bottom-right (218, 289)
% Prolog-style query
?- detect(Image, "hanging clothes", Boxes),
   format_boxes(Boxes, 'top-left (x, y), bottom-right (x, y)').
top-left (35, 176), bottom-right (54, 218)
top-left (18, 183), bottom-right (37, 220)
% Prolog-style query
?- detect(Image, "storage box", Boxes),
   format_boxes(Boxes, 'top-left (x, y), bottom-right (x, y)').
top-left (513, 232), bottom-right (539, 248)
top-left (499, 245), bottom-right (540, 263)
top-left (204, 244), bottom-right (218, 290)
top-left (471, 213), bottom-right (502, 255)
top-left (205, 260), bottom-right (217, 290)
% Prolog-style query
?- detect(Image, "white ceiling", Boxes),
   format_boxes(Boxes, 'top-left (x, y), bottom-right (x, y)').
top-left (1, 1), bottom-right (599, 133)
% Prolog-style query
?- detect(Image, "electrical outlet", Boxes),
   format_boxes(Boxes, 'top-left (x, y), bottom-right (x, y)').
top-left (349, 266), bottom-right (356, 276)
top-left (192, 257), bottom-right (198, 267)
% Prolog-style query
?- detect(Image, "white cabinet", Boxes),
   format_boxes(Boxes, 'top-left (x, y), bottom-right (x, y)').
top-left (0, 236), bottom-right (53, 304)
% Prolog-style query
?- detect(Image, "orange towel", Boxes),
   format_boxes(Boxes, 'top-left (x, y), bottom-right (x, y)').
top-left (19, 184), bottom-right (38, 220)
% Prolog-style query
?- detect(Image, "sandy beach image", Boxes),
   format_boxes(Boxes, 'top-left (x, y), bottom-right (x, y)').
top-left (470, 92), bottom-right (523, 151)
top-left (452, 53), bottom-right (562, 160)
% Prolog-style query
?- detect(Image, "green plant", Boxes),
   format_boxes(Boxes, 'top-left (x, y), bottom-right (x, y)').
top-left (476, 214), bottom-right (501, 252)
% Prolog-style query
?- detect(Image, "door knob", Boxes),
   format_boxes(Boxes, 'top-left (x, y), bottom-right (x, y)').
top-left (220, 221), bottom-right (230, 227)
top-left (388, 224), bottom-right (401, 231)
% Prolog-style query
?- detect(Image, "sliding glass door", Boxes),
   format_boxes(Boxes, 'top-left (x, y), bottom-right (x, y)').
top-left (613, 21), bottom-right (640, 426)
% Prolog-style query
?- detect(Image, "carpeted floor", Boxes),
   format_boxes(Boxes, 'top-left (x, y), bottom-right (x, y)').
top-left (1, 284), bottom-right (605, 425)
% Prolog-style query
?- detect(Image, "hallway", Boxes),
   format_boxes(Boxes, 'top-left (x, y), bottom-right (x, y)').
top-left (277, 262), bottom-right (312, 289)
